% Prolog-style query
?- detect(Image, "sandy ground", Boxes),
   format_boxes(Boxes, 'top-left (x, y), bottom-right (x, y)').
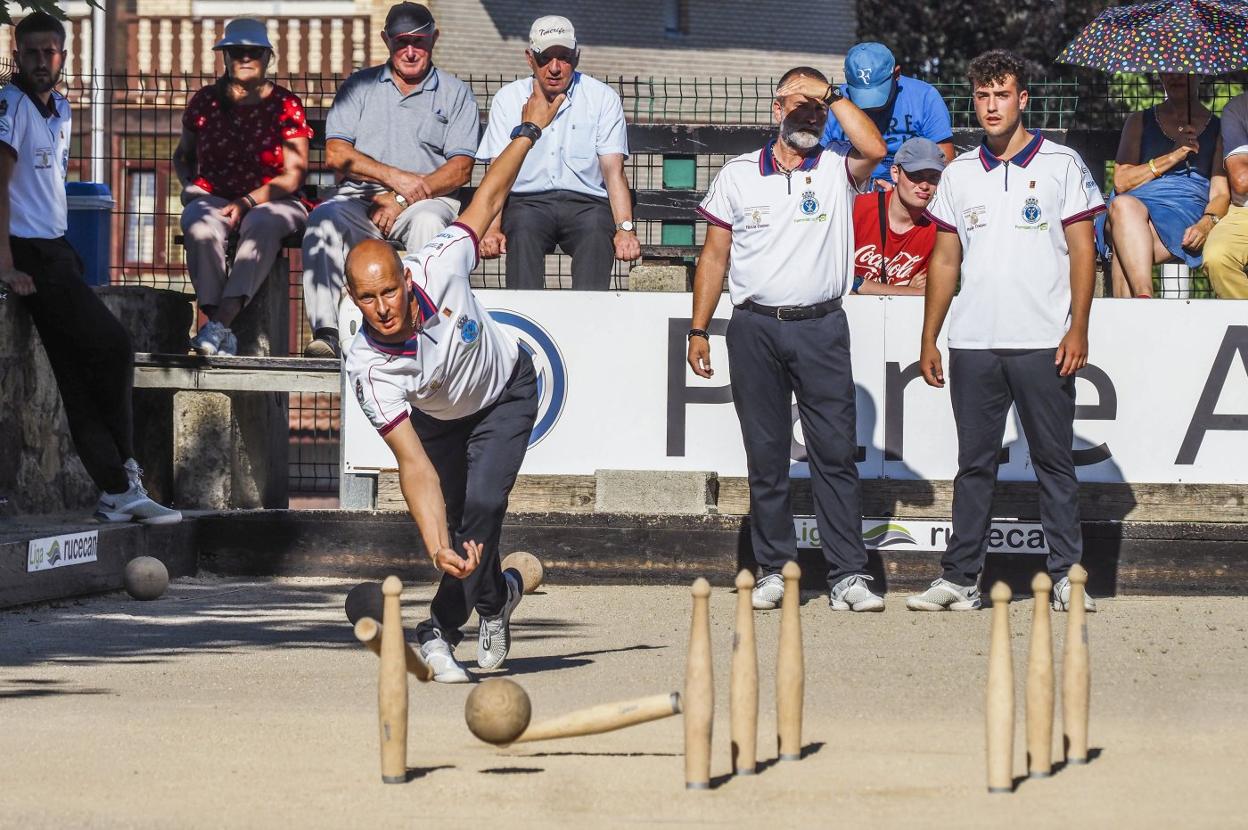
top-left (1, 577), bottom-right (1246, 829)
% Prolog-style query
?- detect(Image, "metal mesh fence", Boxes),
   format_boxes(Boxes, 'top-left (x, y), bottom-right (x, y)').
top-left (9, 63), bottom-right (1242, 492)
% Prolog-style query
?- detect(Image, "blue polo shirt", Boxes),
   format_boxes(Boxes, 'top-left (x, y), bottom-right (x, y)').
top-left (822, 75), bottom-right (952, 184)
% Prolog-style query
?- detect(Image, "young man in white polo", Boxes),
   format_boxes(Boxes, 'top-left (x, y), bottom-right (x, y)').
top-left (0, 13), bottom-right (179, 524)
top-left (908, 50), bottom-right (1103, 613)
top-left (343, 88), bottom-right (562, 682)
top-left (688, 67), bottom-right (887, 612)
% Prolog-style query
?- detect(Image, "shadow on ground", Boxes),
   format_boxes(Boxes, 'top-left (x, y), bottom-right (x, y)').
top-left (0, 579), bottom-right (587, 670)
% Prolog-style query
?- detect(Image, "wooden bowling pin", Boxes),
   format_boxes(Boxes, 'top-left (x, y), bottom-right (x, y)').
top-left (986, 582), bottom-right (1014, 794)
top-left (684, 578), bottom-right (713, 790)
top-left (378, 576), bottom-right (408, 784)
top-left (730, 570), bottom-right (758, 776)
top-left (776, 561), bottom-right (804, 762)
top-left (1026, 572), bottom-right (1054, 778)
top-left (1062, 564), bottom-right (1091, 765)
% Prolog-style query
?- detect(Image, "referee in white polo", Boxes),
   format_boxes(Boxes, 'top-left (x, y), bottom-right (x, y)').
top-left (688, 67), bottom-right (886, 612)
top-left (908, 51), bottom-right (1104, 614)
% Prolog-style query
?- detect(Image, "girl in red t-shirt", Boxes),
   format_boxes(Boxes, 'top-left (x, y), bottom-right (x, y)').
top-left (173, 19), bottom-right (313, 356)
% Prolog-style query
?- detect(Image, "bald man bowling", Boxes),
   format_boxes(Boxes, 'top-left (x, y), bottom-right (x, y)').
top-left (343, 90), bottom-right (562, 682)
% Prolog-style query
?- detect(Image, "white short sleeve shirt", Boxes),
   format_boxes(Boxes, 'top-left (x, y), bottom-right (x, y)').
top-left (344, 223), bottom-right (519, 432)
top-left (698, 141), bottom-right (862, 307)
top-left (476, 73), bottom-right (629, 199)
top-left (0, 80), bottom-right (71, 238)
top-left (925, 132), bottom-right (1106, 350)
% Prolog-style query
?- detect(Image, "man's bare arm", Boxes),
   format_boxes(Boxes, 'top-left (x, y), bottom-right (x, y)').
top-left (0, 149), bottom-right (34, 295)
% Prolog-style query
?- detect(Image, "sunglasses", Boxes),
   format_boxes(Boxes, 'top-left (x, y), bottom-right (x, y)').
top-left (531, 49), bottom-right (577, 67)
top-left (225, 46), bottom-right (267, 61)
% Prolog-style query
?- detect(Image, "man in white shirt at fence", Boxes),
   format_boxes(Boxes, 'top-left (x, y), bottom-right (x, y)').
top-left (476, 15), bottom-right (640, 289)
top-left (909, 50), bottom-right (1103, 613)
top-left (688, 66), bottom-right (887, 612)
top-left (0, 13), bottom-right (179, 525)
top-left (343, 87), bottom-right (561, 682)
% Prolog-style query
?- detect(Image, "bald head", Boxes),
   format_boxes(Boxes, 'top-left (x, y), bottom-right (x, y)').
top-left (346, 239), bottom-right (414, 341)
top-left (345, 238), bottom-right (405, 294)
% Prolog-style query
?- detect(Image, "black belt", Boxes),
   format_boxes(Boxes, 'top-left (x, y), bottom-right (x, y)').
top-left (736, 297), bottom-right (842, 321)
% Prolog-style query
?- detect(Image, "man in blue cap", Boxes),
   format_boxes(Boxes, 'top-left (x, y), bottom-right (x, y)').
top-left (822, 42), bottom-right (954, 191)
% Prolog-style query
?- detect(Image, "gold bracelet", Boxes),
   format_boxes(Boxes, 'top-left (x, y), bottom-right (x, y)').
top-left (1147, 158), bottom-right (1160, 178)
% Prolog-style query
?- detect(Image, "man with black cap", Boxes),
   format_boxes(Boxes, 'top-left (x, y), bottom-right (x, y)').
top-left (300, 2), bottom-right (479, 357)
top-left (476, 15), bottom-right (639, 289)
top-left (823, 42), bottom-right (954, 191)
top-left (851, 136), bottom-right (945, 296)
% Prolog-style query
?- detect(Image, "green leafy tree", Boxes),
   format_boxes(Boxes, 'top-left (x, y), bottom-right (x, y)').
top-left (1, 0), bottom-right (103, 26)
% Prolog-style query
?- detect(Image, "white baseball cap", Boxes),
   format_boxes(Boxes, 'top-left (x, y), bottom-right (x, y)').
top-left (529, 15), bottom-right (576, 53)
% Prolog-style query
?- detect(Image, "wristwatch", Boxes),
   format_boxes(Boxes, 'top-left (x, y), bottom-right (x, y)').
top-left (615, 220), bottom-right (636, 233)
top-left (510, 121), bottom-right (543, 142)
top-left (822, 84), bottom-right (843, 105)
top-left (1203, 212), bottom-right (1220, 225)
top-left (393, 192), bottom-right (409, 207)
top-left (687, 328), bottom-right (710, 341)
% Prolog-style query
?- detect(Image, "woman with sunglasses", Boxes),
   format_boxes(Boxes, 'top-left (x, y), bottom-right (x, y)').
top-left (174, 18), bottom-right (313, 355)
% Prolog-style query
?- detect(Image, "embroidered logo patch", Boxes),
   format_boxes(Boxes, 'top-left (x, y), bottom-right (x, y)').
top-left (457, 314), bottom-right (480, 344)
top-left (1022, 197), bottom-right (1042, 225)
top-left (800, 190), bottom-right (820, 216)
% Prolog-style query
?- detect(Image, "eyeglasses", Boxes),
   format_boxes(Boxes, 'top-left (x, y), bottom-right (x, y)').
top-left (225, 46), bottom-right (267, 61)
top-left (531, 49), bottom-right (577, 68)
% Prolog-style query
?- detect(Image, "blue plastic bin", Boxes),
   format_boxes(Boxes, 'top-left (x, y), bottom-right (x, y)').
top-left (65, 182), bottom-right (115, 286)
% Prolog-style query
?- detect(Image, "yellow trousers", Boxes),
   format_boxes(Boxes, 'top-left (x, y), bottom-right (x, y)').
top-left (1203, 204), bottom-right (1248, 299)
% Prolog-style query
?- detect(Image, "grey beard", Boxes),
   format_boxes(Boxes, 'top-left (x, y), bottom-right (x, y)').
top-left (781, 124), bottom-right (821, 152)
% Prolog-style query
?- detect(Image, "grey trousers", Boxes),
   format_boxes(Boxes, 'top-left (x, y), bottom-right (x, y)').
top-left (726, 306), bottom-right (868, 587)
top-left (301, 193), bottom-right (458, 331)
top-left (501, 191), bottom-right (615, 290)
top-left (943, 348), bottom-right (1083, 586)
top-left (411, 352), bottom-right (538, 647)
top-left (180, 194), bottom-right (308, 309)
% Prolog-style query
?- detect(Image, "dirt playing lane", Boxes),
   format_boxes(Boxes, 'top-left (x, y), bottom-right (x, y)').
top-left (2, 577), bottom-right (1245, 828)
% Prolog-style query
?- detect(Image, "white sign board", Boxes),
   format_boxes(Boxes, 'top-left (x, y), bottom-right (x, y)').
top-left (344, 293), bottom-right (1248, 484)
top-left (797, 517), bottom-right (1049, 554)
top-left (27, 530), bottom-right (99, 573)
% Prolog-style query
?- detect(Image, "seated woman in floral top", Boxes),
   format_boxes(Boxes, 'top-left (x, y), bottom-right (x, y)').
top-left (174, 18), bottom-right (313, 355)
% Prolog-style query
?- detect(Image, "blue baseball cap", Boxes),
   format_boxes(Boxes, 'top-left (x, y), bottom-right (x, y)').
top-left (843, 42), bottom-right (897, 110)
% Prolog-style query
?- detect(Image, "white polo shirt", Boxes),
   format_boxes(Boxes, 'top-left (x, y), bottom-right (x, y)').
top-left (476, 73), bottom-right (629, 199)
top-left (344, 223), bottom-right (519, 433)
top-left (0, 78), bottom-right (71, 239)
top-left (925, 132), bottom-right (1106, 350)
top-left (698, 140), bottom-right (861, 307)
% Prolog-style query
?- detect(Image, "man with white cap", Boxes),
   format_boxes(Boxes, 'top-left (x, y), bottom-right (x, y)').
top-left (823, 42), bottom-right (954, 191)
top-left (300, 2), bottom-right (479, 357)
top-left (476, 15), bottom-right (639, 289)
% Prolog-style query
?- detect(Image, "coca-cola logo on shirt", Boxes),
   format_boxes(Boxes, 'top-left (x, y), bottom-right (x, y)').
top-left (854, 245), bottom-right (925, 285)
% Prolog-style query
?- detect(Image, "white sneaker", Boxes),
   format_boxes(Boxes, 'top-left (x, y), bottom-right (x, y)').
top-left (906, 578), bottom-right (982, 611)
top-left (95, 460), bottom-right (182, 525)
top-left (828, 574), bottom-right (884, 612)
top-left (751, 573), bottom-right (785, 610)
top-left (477, 570), bottom-right (522, 670)
top-left (1051, 576), bottom-right (1098, 613)
top-left (419, 632), bottom-right (470, 684)
top-left (191, 320), bottom-right (233, 356)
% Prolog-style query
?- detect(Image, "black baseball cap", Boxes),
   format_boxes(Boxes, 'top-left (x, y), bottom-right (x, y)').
top-left (384, 2), bottom-right (435, 38)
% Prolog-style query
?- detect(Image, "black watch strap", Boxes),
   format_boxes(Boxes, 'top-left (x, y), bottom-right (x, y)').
top-left (688, 328), bottom-right (710, 341)
top-left (822, 84), bottom-right (843, 105)
top-left (510, 121), bottom-right (543, 142)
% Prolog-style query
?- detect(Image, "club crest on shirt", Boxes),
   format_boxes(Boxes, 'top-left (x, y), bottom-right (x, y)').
top-left (800, 190), bottom-right (820, 216)
top-left (744, 205), bottom-right (771, 230)
top-left (457, 314), bottom-right (480, 344)
top-left (1021, 197), bottom-right (1042, 225)
top-left (963, 205), bottom-right (988, 230)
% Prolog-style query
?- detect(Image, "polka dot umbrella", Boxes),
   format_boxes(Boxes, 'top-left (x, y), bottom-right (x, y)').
top-left (1058, 0), bottom-right (1248, 76)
